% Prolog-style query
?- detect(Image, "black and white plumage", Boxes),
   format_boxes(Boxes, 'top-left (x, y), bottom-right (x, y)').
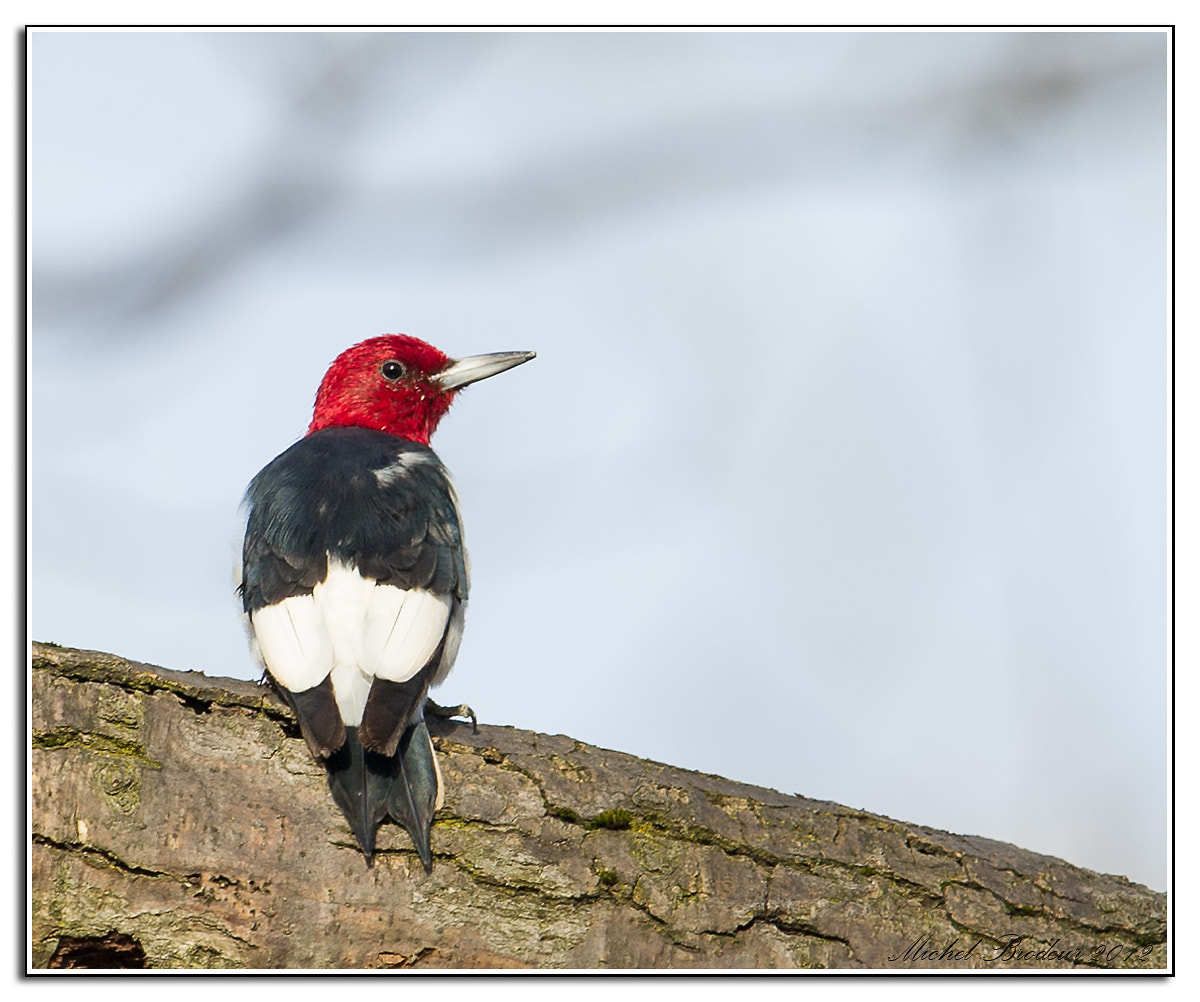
top-left (241, 427), bottom-right (467, 867)
top-left (239, 334), bottom-right (533, 870)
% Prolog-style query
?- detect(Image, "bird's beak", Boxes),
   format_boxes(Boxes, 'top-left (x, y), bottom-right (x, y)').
top-left (435, 351), bottom-right (536, 391)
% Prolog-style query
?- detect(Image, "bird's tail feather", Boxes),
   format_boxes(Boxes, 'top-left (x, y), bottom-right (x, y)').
top-left (325, 727), bottom-right (391, 865)
top-left (324, 721), bottom-right (440, 872)
top-left (387, 719), bottom-right (439, 871)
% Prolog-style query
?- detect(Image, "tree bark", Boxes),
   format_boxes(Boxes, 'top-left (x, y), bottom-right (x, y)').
top-left (30, 642), bottom-right (1167, 971)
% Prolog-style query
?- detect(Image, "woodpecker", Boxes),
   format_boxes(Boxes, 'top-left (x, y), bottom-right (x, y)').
top-left (239, 334), bottom-right (534, 870)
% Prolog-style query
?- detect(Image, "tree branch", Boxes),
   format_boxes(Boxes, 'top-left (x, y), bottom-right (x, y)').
top-left (31, 642), bottom-right (1166, 970)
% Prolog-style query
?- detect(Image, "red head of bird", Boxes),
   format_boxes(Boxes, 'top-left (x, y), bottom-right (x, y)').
top-left (308, 334), bottom-right (535, 446)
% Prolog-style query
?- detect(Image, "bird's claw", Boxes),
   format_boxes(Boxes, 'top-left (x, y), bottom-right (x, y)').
top-left (425, 697), bottom-right (478, 733)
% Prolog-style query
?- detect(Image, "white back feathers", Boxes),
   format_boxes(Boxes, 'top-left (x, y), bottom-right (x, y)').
top-left (251, 559), bottom-right (453, 725)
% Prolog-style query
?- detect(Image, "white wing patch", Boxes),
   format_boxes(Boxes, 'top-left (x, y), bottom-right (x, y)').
top-left (251, 594), bottom-right (334, 693)
top-left (367, 587), bottom-right (453, 683)
top-left (250, 558), bottom-right (453, 727)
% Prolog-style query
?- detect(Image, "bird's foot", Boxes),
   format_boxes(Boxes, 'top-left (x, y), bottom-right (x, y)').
top-left (425, 697), bottom-right (478, 733)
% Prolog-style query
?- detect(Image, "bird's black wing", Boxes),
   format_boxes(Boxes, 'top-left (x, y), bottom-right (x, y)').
top-left (240, 426), bottom-right (468, 615)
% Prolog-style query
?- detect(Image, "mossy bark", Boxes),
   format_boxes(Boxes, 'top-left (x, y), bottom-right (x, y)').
top-left (30, 642), bottom-right (1167, 971)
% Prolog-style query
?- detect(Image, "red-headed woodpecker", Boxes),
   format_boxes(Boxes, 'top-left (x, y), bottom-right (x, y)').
top-left (239, 335), bottom-right (535, 869)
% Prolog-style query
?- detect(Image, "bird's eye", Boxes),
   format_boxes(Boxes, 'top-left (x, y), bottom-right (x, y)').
top-left (380, 360), bottom-right (406, 382)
